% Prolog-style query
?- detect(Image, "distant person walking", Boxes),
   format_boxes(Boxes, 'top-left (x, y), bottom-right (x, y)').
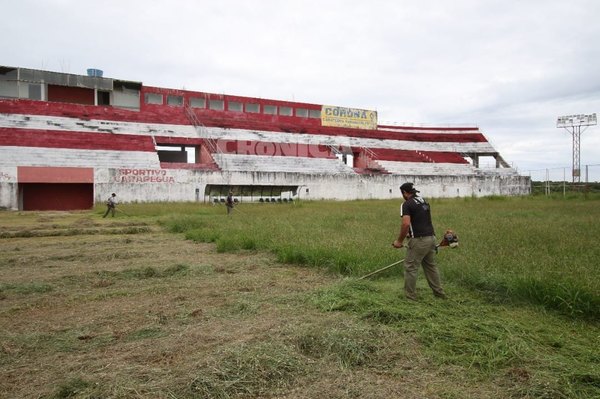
top-left (103, 193), bottom-right (117, 218)
top-left (226, 191), bottom-right (234, 215)
top-left (392, 183), bottom-right (446, 300)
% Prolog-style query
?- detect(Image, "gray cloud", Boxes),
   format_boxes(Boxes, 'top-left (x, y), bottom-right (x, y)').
top-left (1, 0), bottom-right (599, 179)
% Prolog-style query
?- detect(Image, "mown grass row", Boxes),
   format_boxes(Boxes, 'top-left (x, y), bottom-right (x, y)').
top-left (0, 263), bottom-right (190, 298)
top-left (48, 321), bottom-right (388, 399)
top-left (160, 196), bottom-right (600, 320)
top-left (0, 225), bottom-right (151, 238)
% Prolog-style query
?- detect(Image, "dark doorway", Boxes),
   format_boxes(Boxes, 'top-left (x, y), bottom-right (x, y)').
top-left (97, 90), bottom-right (111, 106)
top-left (21, 183), bottom-right (94, 211)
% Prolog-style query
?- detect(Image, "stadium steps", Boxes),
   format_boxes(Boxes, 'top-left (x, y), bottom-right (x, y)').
top-left (0, 146), bottom-right (160, 168)
top-left (160, 162), bottom-right (220, 171)
top-left (214, 154), bottom-right (356, 174)
top-left (0, 112), bottom-right (509, 178)
top-left (377, 161), bottom-right (478, 176)
top-left (0, 113), bottom-right (499, 156)
top-left (0, 113), bottom-right (196, 137)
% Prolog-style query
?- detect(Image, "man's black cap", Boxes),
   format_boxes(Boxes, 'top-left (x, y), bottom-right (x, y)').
top-left (400, 182), bottom-right (419, 194)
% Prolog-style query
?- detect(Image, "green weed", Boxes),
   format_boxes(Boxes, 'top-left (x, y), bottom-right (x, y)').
top-left (51, 377), bottom-right (92, 399)
top-left (161, 215), bottom-right (206, 233)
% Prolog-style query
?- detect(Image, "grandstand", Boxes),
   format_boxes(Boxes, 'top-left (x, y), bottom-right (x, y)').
top-left (0, 65), bottom-right (529, 210)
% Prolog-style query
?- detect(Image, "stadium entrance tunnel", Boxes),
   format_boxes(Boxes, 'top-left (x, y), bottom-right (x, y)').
top-left (205, 184), bottom-right (299, 204)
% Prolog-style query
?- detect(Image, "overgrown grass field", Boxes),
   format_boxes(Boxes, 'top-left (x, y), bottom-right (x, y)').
top-left (163, 196), bottom-right (600, 320)
top-left (0, 196), bottom-right (598, 398)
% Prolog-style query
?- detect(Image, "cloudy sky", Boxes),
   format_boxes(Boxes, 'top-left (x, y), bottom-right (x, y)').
top-left (2, 0), bottom-right (600, 180)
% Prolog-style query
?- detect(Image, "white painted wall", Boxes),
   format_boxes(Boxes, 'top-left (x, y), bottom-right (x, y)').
top-left (0, 167), bottom-right (17, 209)
top-left (0, 166), bottom-right (530, 210)
top-left (0, 147), bottom-right (160, 169)
top-left (92, 168), bottom-right (531, 205)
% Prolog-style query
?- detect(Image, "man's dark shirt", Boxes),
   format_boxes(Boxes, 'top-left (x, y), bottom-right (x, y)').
top-left (401, 196), bottom-right (435, 238)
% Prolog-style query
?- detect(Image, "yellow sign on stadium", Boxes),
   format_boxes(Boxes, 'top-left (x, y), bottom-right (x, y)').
top-left (321, 105), bottom-right (377, 130)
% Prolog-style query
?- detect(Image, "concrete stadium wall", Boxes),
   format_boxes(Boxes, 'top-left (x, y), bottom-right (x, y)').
top-left (91, 168), bottom-right (530, 206)
top-left (0, 166), bottom-right (530, 210)
top-left (0, 167), bottom-right (17, 209)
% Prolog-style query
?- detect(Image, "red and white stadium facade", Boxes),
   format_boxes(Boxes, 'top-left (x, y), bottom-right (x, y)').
top-left (0, 66), bottom-right (529, 211)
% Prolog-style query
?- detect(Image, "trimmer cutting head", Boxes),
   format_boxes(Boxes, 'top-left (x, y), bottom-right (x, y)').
top-left (439, 229), bottom-right (459, 248)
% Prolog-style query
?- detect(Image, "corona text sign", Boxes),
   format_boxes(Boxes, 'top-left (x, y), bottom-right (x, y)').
top-left (556, 113), bottom-right (597, 128)
top-left (321, 105), bottom-right (377, 130)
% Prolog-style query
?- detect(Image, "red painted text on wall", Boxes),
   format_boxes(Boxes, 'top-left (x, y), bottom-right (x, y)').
top-left (117, 169), bottom-right (175, 183)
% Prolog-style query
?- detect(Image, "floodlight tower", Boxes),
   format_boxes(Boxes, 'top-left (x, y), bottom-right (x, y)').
top-left (556, 113), bottom-right (597, 182)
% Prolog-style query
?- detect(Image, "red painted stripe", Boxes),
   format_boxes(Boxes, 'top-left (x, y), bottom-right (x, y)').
top-left (0, 127), bottom-right (155, 152)
top-left (378, 124), bottom-right (480, 132)
top-left (0, 99), bottom-right (489, 144)
top-left (18, 166), bottom-right (94, 183)
top-left (48, 85), bottom-right (94, 105)
top-left (0, 99), bottom-right (190, 125)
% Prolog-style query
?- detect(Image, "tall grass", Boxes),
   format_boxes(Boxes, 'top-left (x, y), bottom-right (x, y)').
top-left (164, 201), bottom-right (397, 274)
top-left (439, 196), bottom-right (600, 319)
top-left (160, 196), bottom-right (600, 320)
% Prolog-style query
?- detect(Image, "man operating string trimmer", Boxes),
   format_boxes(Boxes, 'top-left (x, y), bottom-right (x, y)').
top-left (102, 193), bottom-right (118, 218)
top-left (392, 183), bottom-right (448, 300)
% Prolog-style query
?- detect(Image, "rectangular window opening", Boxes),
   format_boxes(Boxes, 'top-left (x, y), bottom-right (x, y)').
top-left (209, 99), bottom-right (224, 110)
top-left (28, 84), bottom-right (42, 100)
top-left (167, 95), bottom-right (183, 107)
top-left (145, 93), bottom-right (163, 105)
top-left (309, 109), bottom-right (321, 118)
top-left (296, 108), bottom-right (309, 118)
top-left (264, 105), bottom-right (277, 115)
top-left (190, 97), bottom-right (206, 108)
top-left (97, 90), bottom-right (110, 105)
top-left (156, 145), bottom-right (196, 163)
top-left (228, 101), bottom-right (243, 112)
top-left (245, 103), bottom-right (260, 113)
